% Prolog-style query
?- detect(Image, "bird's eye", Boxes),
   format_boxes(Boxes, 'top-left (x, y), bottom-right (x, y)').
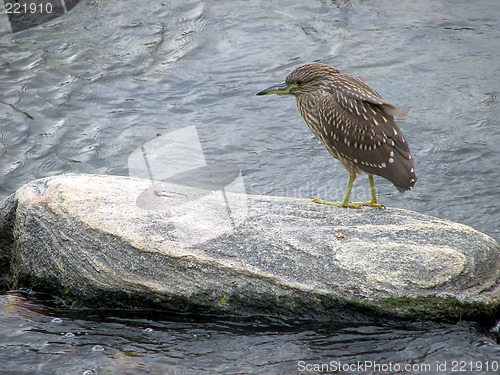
top-left (296, 81), bottom-right (303, 85)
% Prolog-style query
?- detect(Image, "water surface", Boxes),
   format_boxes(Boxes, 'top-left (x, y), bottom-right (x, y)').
top-left (1, 0), bottom-right (499, 373)
top-left (1, 292), bottom-right (500, 374)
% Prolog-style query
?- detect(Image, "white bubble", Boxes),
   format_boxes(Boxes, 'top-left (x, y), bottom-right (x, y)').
top-left (92, 345), bottom-right (105, 352)
top-left (144, 327), bottom-right (153, 333)
top-left (65, 332), bottom-right (75, 338)
top-left (51, 318), bottom-right (63, 324)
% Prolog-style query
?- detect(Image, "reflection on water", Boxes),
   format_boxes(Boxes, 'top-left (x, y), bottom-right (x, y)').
top-left (1, 0), bottom-right (500, 373)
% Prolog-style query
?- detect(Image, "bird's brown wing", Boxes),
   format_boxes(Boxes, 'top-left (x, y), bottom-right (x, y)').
top-left (317, 83), bottom-right (416, 191)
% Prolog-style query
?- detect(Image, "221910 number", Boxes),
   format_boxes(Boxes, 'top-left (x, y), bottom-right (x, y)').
top-left (451, 361), bottom-right (499, 372)
top-left (6, 2), bottom-right (53, 14)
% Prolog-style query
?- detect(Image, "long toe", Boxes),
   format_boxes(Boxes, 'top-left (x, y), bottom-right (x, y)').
top-left (313, 198), bottom-right (362, 209)
top-left (313, 198), bottom-right (384, 209)
top-left (353, 201), bottom-right (385, 209)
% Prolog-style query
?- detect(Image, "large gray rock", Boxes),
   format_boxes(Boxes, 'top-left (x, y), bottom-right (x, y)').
top-left (1, 174), bottom-right (499, 323)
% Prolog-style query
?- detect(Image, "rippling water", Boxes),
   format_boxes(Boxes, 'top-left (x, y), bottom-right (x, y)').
top-left (1, 292), bottom-right (499, 375)
top-left (1, 0), bottom-right (500, 373)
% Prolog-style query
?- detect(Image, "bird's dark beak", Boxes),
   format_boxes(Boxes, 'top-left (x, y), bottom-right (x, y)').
top-left (256, 82), bottom-right (292, 96)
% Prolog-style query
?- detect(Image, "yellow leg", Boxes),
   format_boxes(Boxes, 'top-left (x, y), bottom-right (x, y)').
top-left (313, 174), bottom-right (384, 209)
top-left (358, 175), bottom-right (384, 208)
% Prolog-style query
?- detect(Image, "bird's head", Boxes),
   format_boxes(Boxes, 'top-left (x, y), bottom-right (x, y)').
top-left (256, 63), bottom-right (340, 97)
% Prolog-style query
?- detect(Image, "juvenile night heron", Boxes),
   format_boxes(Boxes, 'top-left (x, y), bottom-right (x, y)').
top-left (256, 63), bottom-right (417, 208)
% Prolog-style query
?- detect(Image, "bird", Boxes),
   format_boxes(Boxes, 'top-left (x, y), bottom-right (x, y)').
top-left (256, 63), bottom-right (416, 208)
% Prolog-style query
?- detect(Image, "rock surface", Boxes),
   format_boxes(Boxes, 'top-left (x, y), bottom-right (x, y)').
top-left (1, 174), bottom-right (499, 323)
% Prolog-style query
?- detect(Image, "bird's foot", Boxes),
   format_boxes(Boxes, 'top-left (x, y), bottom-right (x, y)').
top-left (313, 198), bottom-right (385, 209)
top-left (313, 198), bottom-right (356, 208)
top-left (351, 200), bottom-right (385, 209)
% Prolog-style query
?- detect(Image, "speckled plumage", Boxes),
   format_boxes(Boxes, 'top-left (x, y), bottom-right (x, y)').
top-left (257, 63), bottom-right (417, 207)
top-left (287, 63), bottom-right (416, 192)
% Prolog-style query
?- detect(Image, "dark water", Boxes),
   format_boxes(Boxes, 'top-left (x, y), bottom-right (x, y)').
top-left (1, 291), bottom-right (500, 375)
top-left (1, 0), bottom-right (500, 373)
